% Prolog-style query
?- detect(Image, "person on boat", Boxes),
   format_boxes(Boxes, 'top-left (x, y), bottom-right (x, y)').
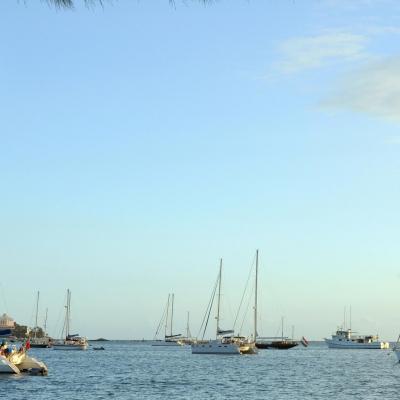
top-left (0, 341), bottom-right (8, 356)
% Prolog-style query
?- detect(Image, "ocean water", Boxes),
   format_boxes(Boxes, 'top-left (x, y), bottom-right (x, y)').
top-left (2, 341), bottom-right (400, 399)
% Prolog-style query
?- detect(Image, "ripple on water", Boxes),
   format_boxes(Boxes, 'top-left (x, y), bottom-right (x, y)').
top-left (1, 342), bottom-right (400, 399)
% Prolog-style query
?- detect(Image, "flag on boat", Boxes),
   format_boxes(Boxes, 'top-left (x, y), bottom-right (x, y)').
top-left (301, 336), bottom-right (309, 347)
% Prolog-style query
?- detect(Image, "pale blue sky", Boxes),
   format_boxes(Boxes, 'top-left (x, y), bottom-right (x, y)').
top-left (1, 0), bottom-right (400, 340)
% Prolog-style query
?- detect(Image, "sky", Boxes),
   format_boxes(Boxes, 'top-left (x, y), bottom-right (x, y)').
top-left (0, 0), bottom-right (400, 340)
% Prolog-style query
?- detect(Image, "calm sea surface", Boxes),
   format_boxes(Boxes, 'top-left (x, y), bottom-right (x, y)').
top-left (2, 341), bottom-right (400, 399)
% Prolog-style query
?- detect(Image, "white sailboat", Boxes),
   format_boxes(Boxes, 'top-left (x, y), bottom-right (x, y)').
top-left (191, 259), bottom-right (241, 355)
top-left (152, 293), bottom-right (183, 346)
top-left (53, 289), bottom-right (88, 351)
top-left (30, 291), bottom-right (52, 348)
top-left (234, 250), bottom-right (259, 355)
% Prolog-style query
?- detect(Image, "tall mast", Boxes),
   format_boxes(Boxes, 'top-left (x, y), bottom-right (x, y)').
top-left (66, 289), bottom-right (71, 338)
top-left (349, 305), bottom-right (352, 331)
top-left (170, 293), bottom-right (174, 337)
top-left (281, 316), bottom-right (284, 340)
top-left (216, 258), bottom-right (222, 339)
top-left (254, 249), bottom-right (258, 341)
top-left (34, 291), bottom-right (39, 339)
top-left (44, 308), bottom-right (48, 335)
top-left (186, 311), bottom-right (190, 339)
top-left (165, 294), bottom-right (170, 338)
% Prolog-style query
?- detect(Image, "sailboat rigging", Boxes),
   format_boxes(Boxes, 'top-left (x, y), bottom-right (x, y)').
top-left (53, 289), bottom-right (88, 351)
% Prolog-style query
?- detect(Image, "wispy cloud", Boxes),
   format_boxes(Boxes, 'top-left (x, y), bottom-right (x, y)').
top-left (321, 57), bottom-right (400, 122)
top-left (277, 32), bottom-right (368, 74)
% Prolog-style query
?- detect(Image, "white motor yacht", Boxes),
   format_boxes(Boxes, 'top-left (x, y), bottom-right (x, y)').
top-left (0, 344), bottom-right (48, 374)
top-left (325, 329), bottom-right (389, 349)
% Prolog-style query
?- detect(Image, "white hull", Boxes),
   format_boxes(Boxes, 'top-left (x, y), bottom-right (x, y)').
top-left (0, 354), bottom-right (48, 374)
top-left (325, 339), bottom-right (389, 349)
top-left (191, 340), bottom-right (241, 354)
top-left (0, 356), bottom-right (20, 373)
top-left (17, 355), bottom-right (48, 374)
top-left (151, 340), bottom-right (182, 347)
top-left (53, 342), bottom-right (88, 350)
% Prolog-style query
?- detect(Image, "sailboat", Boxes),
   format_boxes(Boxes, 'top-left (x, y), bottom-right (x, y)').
top-left (234, 250), bottom-right (259, 355)
top-left (30, 292), bottom-right (52, 348)
top-left (256, 317), bottom-right (299, 349)
top-left (191, 259), bottom-right (241, 354)
top-left (53, 289), bottom-right (88, 351)
top-left (179, 312), bottom-right (196, 345)
top-left (152, 294), bottom-right (183, 346)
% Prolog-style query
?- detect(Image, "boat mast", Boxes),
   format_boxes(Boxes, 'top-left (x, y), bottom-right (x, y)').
top-left (165, 294), bottom-right (170, 338)
top-left (44, 308), bottom-right (48, 336)
top-left (254, 250), bottom-right (258, 341)
top-left (186, 311), bottom-right (190, 339)
top-left (34, 291), bottom-right (39, 339)
top-left (349, 305), bottom-right (352, 331)
top-left (66, 289), bottom-right (71, 338)
top-left (216, 258), bottom-right (222, 339)
top-left (170, 293), bottom-right (174, 337)
top-left (281, 316), bottom-right (284, 340)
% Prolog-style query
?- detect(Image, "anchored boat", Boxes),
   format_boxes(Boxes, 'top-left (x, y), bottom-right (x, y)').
top-left (191, 258), bottom-right (242, 355)
top-left (0, 342), bottom-right (48, 375)
top-left (152, 293), bottom-right (183, 347)
top-left (53, 289), bottom-right (88, 351)
top-left (325, 329), bottom-right (389, 349)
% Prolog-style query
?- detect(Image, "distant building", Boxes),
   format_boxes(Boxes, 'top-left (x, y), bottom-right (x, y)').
top-left (0, 313), bottom-right (16, 330)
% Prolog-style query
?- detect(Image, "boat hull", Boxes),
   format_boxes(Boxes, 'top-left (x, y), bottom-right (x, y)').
top-left (256, 340), bottom-right (298, 350)
top-left (191, 340), bottom-right (241, 354)
top-left (17, 356), bottom-right (48, 375)
top-left (30, 343), bottom-right (51, 348)
top-left (151, 340), bottom-right (182, 347)
top-left (325, 339), bottom-right (389, 349)
top-left (53, 343), bottom-right (88, 350)
top-left (0, 354), bottom-right (48, 375)
top-left (0, 356), bottom-right (20, 374)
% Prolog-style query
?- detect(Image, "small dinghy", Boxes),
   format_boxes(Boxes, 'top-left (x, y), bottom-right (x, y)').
top-left (93, 346), bottom-right (105, 350)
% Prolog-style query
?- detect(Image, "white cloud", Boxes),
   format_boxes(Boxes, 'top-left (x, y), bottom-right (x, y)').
top-left (277, 32), bottom-right (368, 74)
top-left (321, 57), bottom-right (400, 122)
